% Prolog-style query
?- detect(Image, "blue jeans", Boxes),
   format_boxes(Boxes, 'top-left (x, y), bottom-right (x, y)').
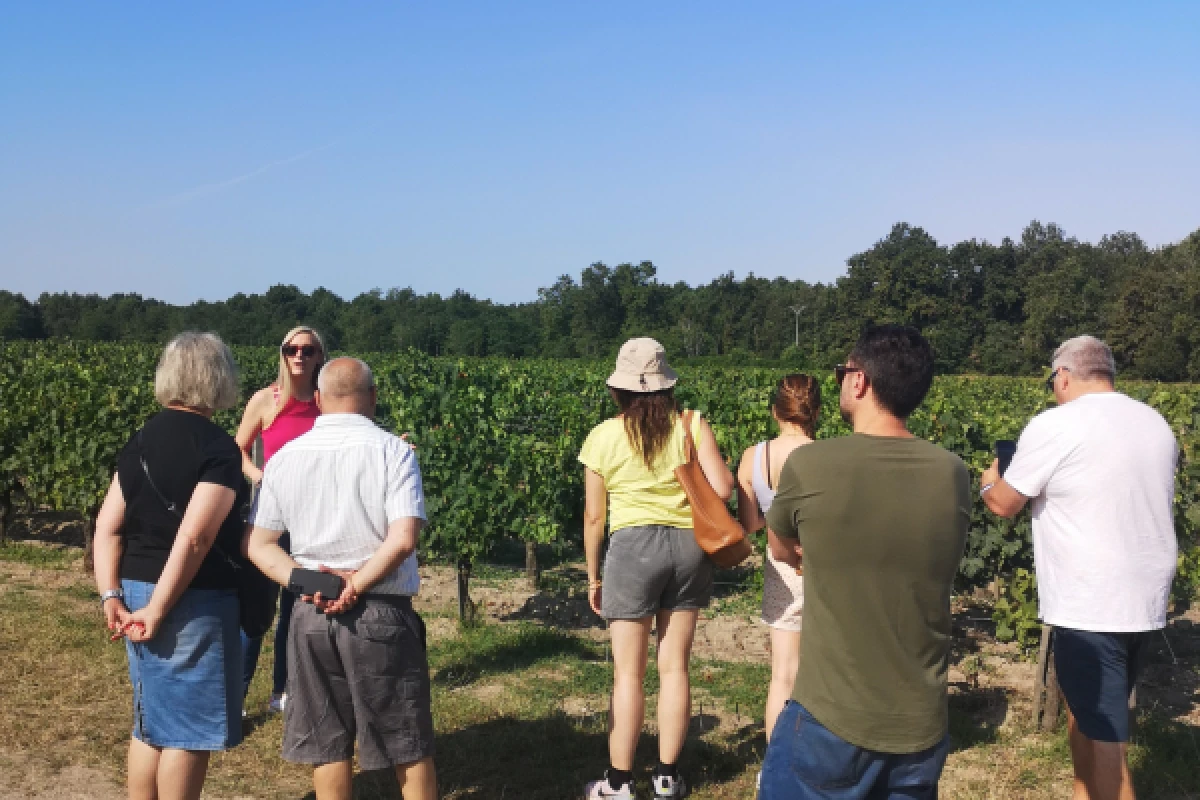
top-left (760, 701), bottom-right (950, 799)
top-left (241, 587), bottom-right (295, 697)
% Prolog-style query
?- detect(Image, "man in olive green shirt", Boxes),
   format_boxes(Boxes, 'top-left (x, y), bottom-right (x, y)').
top-left (760, 325), bottom-right (970, 800)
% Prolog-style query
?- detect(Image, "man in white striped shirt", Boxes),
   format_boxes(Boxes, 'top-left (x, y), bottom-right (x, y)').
top-left (245, 357), bottom-right (436, 800)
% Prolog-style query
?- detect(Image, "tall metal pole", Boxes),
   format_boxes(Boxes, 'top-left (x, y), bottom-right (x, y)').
top-left (813, 305), bottom-right (819, 361)
top-left (788, 305), bottom-right (806, 350)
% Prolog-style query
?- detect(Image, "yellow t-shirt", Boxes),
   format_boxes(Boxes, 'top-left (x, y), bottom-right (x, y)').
top-left (578, 411), bottom-right (703, 533)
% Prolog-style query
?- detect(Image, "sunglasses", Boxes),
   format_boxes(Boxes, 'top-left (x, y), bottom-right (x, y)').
top-left (1044, 366), bottom-right (1068, 392)
top-left (282, 344), bottom-right (319, 358)
top-left (835, 364), bottom-right (863, 386)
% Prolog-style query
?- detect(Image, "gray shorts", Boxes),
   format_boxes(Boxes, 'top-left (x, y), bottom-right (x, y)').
top-left (601, 525), bottom-right (713, 620)
top-left (283, 596), bottom-right (434, 770)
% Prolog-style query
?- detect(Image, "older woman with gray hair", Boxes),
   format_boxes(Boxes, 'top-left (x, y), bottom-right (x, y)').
top-left (93, 332), bottom-right (250, 800)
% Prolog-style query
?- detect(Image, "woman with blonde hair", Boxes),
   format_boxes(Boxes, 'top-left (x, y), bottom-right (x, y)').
top-left (580, 338), bottom-right (734, 800)
top-left (736, 375), bottom-right (819, 754)
top-left (234, 325), bottom-right (326, 712)
top-left (93, 332), bottom-right (248, 800)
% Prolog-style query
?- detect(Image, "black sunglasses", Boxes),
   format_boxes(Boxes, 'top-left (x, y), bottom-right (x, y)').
top-left (1045, 366), bottom-right (1068, 392)
top-left (835, 364), bottom-right (863, 386)
top-left (282, 344), bottom-right (319, 358)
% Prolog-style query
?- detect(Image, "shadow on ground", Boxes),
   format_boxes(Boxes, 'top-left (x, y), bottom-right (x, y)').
top-left (948, 687), bottom-right (1009, 750)
top-left (430, 624), bottom-right (601, 689)
top-left (294, 713), bottom-right (758, 800)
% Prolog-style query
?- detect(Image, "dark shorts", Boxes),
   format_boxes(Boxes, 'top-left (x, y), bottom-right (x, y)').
top-left (284, 595), bottom-right (434, 769)
top-left (760, 701), bottom-right (949, 799)
top-left (1054, 627), bottom-right (1151, 743)
top-left (601, 525), bottom-right (713, 620)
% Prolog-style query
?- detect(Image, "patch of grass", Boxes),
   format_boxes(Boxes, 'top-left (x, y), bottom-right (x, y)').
top-left (60, 583), bottom-right (99, 603)
top-left (693, 660), bottom-right (770, 719)
top-left (707, 563), bottom-right (764, 618)
top-left (431, 621), bottom-right (602, 688)
top-left (0, 541), bottom-right (77, 569)
top-left (1130, 713), bottom-right (1200, 797)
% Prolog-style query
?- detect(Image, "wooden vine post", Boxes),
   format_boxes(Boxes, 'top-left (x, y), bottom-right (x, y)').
top-left (0, 490), bottom-right (10, 546)
top-left (82, 506), bottom-right (99, 573)
top-left (456, 557), bottom-right (476, 625)
top-left (525, 540), bottom-right (540, 586)
top-left (1032, 624), bottom-right (1062, 731)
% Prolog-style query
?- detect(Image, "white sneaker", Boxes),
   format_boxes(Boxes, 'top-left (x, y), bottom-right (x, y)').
top-left (584, 772), bottom-right (636, 799)
top-left (652, 774), bottom-right (687, 798)
top-left (268, 692), bottom-right (287, 713)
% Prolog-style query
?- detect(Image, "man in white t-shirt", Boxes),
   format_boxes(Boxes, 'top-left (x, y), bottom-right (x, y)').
top-left (981, 335), bottom-right (1178, 800)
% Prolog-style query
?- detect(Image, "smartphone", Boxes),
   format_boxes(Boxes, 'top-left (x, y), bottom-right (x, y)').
top-left (288, 568), bottom-right (344, 600)
top-left (994, 440), bottom-right (1017, 476)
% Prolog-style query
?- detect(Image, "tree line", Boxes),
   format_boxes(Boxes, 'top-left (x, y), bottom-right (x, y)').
top-left (2, 220), bottom-right (1198, 380)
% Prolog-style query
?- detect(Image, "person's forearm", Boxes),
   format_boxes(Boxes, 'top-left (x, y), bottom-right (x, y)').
top-left (147, 484), bottom-right (235, 615)
top-left (240, 450), bottom-right (263, 485)
top-left (149, 532), bottom-right (215, 615)
top-left (246, 527), bottom-right (299, 587)
top-left (981, 478), bottom-right (1028, 518)
top-left (94, 532), bottom-right (123, 592)
top-left (92, 477), bottom-right (126, 593)
top-left (349, 518), bottom-right (421, 593)
top-left (584, 518), bottom-right (605, 582)
top-left (768, 529), bottom-right (801, 569)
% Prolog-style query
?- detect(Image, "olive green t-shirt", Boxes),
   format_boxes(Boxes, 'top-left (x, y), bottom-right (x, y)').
top-left (765, 433), bottom-right (970, 753)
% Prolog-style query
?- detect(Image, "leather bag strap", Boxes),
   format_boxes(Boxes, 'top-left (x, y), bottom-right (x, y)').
top-left (680, 409), bottom-right (696, 463)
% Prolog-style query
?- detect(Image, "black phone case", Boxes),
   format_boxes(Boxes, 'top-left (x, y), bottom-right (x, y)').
top-left (995, 440), bottom-right (1017, 476)
top-left (288, 568), bottom-right (344, 599)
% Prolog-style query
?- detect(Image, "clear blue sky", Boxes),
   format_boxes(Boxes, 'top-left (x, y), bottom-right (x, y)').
top-left (2, 2), bottom-right (1197, 305)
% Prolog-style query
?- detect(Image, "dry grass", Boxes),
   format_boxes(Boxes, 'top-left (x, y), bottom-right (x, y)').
top-left (0, 542), bottom-right (1197, 799)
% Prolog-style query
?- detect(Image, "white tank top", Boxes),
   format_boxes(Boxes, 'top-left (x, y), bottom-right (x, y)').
top-left (751, 441), bottom-right (776, 514)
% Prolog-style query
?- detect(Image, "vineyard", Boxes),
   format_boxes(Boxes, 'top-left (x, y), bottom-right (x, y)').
top-left (1, 340), bottom-right (1198, 645)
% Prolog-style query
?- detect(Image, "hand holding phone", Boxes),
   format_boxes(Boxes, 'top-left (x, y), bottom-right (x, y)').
top-left (288, 568), bottom-right (345, 603)
top-left (994, 440), bottom-right (1017, 476)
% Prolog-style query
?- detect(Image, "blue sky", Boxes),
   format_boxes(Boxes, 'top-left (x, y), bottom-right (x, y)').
top-left (1, 2), bottom-right (1197, 304)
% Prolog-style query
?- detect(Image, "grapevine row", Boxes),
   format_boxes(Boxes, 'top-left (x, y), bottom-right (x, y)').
top-left (2, 341), bottom-right (1197, 641)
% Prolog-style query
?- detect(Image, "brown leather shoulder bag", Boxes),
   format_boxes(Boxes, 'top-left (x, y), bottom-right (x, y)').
top-left (674, 410), bottom-right (752, 568)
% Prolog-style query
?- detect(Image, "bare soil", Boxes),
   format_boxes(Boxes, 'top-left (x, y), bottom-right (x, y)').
top-left (4, 512), bottom-right (1200, 798)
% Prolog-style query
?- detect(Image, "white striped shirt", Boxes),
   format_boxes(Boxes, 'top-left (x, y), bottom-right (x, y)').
top-left (250, 413), bottom-right (425, 596)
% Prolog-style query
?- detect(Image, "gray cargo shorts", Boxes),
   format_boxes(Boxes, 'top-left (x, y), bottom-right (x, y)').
top-left (283, 595), bottom-right (434, 770)
top-left (601, 525), bottom-right (714, 620)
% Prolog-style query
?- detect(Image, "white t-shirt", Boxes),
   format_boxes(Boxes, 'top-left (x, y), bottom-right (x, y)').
top-left (1004, 392), bottom-right (1178, 632)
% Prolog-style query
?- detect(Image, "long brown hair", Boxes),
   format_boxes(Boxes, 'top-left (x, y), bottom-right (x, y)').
top-left (610, 387), bottom-right (680, 469)
top-left (772, 374), bottom-right (821, 438)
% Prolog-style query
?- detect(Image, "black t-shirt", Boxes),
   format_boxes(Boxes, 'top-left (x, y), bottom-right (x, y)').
top-left (116, 409), bottom-right (249, 590)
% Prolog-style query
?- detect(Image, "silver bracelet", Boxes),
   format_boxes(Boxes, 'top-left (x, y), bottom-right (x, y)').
top-left (100, 588), bottom-right (124, 606)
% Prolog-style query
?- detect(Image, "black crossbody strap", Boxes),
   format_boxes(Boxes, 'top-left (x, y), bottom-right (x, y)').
top-left (136, 430), bottom-right (240, 571)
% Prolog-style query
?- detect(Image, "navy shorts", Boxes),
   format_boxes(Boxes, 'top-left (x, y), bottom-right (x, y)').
top-left (1054, 627), bottom-right (1151, 743)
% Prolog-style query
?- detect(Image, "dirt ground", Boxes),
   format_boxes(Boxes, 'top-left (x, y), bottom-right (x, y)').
top-left (4, 514), bottom-right (1200, 798)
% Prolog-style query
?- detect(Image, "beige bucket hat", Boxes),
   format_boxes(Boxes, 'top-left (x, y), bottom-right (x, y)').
top-left (607, 337), bottom-right (679, 392)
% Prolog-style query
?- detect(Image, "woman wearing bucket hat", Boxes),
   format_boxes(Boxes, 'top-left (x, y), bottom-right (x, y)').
top-left (579, 338), bottom-right (734, 800)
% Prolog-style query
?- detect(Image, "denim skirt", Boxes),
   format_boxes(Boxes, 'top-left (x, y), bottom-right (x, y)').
top-left (122, 579), bottom-right (243, 750)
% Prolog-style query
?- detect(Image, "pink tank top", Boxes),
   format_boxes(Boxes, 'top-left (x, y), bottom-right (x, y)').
top-left (261, 388), bottom-right (320, 463)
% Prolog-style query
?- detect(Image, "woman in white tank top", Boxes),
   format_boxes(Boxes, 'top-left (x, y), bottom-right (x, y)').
top-left (735, 374), bottom-right (819, 746)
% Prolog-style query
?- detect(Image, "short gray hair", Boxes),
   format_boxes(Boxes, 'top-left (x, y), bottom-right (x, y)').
top-left (1052, 335), bottom-right (1116, 383)
top-left (317, 357), bottom-right (375, 398)
top-left (155, 332), bottom-right (240, 411)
